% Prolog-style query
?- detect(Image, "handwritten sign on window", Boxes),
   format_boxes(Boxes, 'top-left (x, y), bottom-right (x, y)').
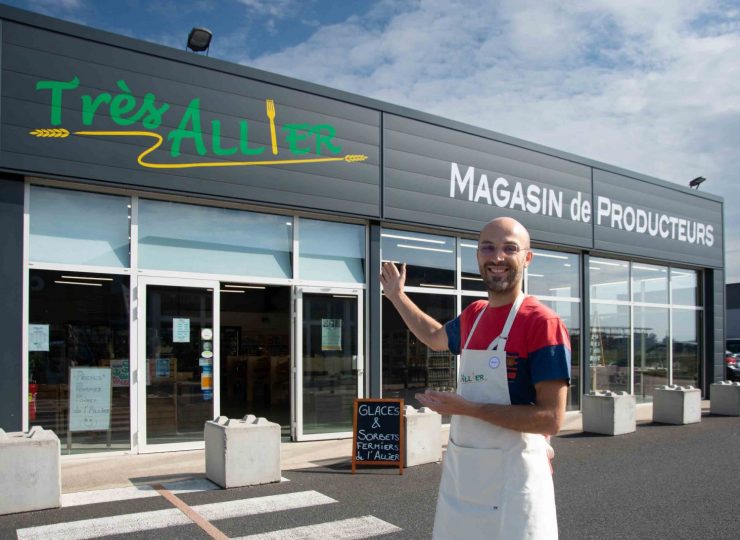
top-left (69, 367), bottom-right (112, 432)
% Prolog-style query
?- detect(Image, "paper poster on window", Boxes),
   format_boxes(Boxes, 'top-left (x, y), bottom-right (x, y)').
top-left (156, 357), bottom-right (171, 378)
top-left (29, 324), bottom-right (49, 352)
top-left (321, 319), bottom-right (342, 351)
top-left (69, 367), bottom-right (111, 432)
top-left (173, 318), bottom-right (190, 342)
top-left (110, 359), bottom-right (129, 387)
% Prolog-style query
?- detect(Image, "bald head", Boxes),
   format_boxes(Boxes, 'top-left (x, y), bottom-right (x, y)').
top-left (479, 217), bottom-right (531, 248)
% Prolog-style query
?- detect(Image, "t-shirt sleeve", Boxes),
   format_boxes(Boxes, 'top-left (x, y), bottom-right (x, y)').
top-left (444, 316), bottom-right (461, 355)
top-left (527, 316), bottom-right (571, 385)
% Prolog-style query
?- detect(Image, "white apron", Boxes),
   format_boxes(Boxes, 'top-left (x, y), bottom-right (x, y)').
top-left (432, 294), bottom-right (558, 540)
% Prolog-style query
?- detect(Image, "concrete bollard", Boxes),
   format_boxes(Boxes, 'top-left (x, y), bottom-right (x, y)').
top-left (0, 426), bottom-right (61, 515)
top-left (582, 390), bottom-right (636, 435)
top-left (653, 385), bottom-right (702, 425)
top-left (205, 415), bottom-right (281, 488)
top-left (710, 381), bottom-right (740, 416)
top-left (404, 405), bottom-right (442, 467)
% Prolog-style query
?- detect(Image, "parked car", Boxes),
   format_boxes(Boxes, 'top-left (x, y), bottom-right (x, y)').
top-left (725, 352), bottom-right (740, 382)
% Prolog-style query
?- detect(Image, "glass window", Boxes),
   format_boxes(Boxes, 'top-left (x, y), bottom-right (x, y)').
top-left (589, 257), bottom-right (629, 301)
top-left (138, 200), bottom-right (292, 278)
top-left (381, 229), bottom-right (455, 288)
top-left (460, 240), bottom-right (486, 292)
top-left (298, 219), bottom-right (365, 283)
top-left (589, 303), bottom-right (630, 394)
top-left (528, 250), bottom-right (579, 298)
top-left (671, 269), bottom-right (699, 306)
top-left (540, 300), bottom-right (581, 411)
top-left (633, 306), bottom-right (669, 402)
top-left (28, 270), bottom-right (130, 453)
top-left (30, 186), bottom-right (130, 268)
top-left (632, 263), bottom-right (668, 304)
top-left (382, 293), bottom-right (456, 420)
top-left (673, 309), bottom-right (701, 387)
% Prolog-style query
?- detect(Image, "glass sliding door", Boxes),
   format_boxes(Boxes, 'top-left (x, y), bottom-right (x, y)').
top-left (294, 287), bottom-right (363, 441)
top-left (220, 284), bottom-right (291, 438)
top-left (137, 277), bottom-right (219, 451)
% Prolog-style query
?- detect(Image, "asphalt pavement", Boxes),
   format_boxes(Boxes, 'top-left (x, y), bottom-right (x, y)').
top-left (1, 413), bottom-right (739, 539)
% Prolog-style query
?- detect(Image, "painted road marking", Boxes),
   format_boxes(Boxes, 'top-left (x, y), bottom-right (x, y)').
top-left (61, 476), bottom-right (290, 507)
top-left (234, 516), bottom-right (403, 539)
top-left (16, 490), bottom-right (336, 540)
top-left (153, 483), bottom-right (228, 540)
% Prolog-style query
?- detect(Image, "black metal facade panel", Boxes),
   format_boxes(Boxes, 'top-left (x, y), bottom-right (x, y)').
top-left (593, 169), bottom-right (723, 267)
top-left (0, 176), bottom-right (24, 431)
top-left (0, 21), bottom-right (381, 217)
top-left (383, 114), bottom-right (594, 247)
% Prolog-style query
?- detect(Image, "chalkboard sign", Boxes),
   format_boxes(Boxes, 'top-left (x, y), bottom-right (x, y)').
top-left (352, 398), bottom-right (404, 475)
top-left (69, 367), bottom-right (112, 432)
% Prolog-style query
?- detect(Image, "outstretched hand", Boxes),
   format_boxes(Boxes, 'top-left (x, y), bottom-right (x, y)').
top-left (415, 389), bottom-right (471, 416)
top-left (380, 262), bottom-right (407, 299)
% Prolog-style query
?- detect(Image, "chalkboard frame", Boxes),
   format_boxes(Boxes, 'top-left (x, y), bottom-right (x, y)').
top-left (352, 398), bottom-right (405, 475)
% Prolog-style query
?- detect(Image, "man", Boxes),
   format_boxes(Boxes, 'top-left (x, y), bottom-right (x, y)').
top-left (380, 217), bottom-right (570, 540)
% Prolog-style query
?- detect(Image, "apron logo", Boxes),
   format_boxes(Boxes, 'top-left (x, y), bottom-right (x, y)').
top-left (488, 356), bottom-right (501, 369)
top-left (460, 372), bottom-right (487, 384)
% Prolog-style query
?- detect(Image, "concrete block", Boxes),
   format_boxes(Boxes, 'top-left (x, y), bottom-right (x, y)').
top-left (0, 426), bottom-right (61, 515)
top-left (710, 381), bottom-right (740, 416)
top-left (582, 391), bottom-right (636, 435)
top-left (205, 415), bottom-right (281, 488)
top-left (653, 385), bottom-right (702, 424)
top-left (404, 406), bottom-right (442, 467)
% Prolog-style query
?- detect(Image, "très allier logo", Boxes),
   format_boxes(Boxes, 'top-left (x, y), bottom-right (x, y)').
top-left (29, 77), bottom-right (368, 169)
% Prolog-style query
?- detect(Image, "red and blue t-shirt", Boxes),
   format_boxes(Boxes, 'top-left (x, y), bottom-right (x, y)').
top-left (444, 296), bottom-right (571, 405)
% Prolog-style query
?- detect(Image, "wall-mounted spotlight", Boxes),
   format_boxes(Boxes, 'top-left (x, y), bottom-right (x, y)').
top-left (689, 176), bottom-right (706, 189)
top-left (186, 27), bottom-right (212, 55)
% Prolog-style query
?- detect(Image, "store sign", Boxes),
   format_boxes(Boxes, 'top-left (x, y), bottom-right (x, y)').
top-left (29, 76), bottom-right (368, 170)
top-left (596, 195), bottom-right (714, 247)
top-left (449, 162), bottom-right (592, 223)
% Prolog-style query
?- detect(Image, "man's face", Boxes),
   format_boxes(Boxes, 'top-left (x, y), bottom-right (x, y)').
top-left (476, 223), bottom-right (531, 294)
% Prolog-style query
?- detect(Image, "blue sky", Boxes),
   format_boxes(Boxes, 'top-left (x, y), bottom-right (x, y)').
top-left (6, 0), bottom-right (740, 281)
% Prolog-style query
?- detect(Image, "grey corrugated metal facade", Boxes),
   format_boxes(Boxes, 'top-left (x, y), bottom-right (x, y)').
top-left (0, 5), bottom-right (726, 438)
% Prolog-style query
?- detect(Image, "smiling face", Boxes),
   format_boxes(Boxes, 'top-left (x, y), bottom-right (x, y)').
top-left (477, 217), bottom-right (533, 302)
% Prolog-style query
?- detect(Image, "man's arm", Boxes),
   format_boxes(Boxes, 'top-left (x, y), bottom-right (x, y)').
top-left (416, 379), bottom-right (568, 436)
top-left (380, 262), bottom-right (450, 351)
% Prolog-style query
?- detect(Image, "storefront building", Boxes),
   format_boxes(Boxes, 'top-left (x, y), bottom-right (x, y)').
top-left (0, 5), bottom-right (726, 455)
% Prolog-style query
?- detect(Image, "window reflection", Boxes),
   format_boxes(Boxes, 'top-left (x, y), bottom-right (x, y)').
top-left (589, 303), bottom-right (630, 394)
top-left (540, 300), bottom-right (581, 411)
top-left (671, 269), bottom-right (699, 306)
top-left (633, 306), bottom-right (669, 402)
top-left (299, 219), bottom-right (365, 283)
top-left (590, 257), bottom-right (629, 301)
top-left (28, 270), bottom-right (130, 453)
top-left (632, 264), bottom-right (668, 304)
top-left (381, 229), bottom-right (455, 288)
top-left (528, 250), bottom-right (579, 298)
top-left (461, 240), bottom-right (486, 292)
top-left (673, 309), bottom-right (701, 387)
top-left (382, 293), bottom-right (456, 420)
top-left (139, 200), bottom-right (293, 278)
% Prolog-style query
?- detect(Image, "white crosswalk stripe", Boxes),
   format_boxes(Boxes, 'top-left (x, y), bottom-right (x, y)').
top-left (60, 476), bottom-right (290, 507)
top-left (233, 516), bottom-right (402, 539)
top-left (16, 490), bottom-right (337, 540)
top-left (60, 477), bottom-right (220, 507)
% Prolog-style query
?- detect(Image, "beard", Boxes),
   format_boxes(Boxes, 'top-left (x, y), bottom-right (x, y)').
top-left (479, 262), bottom-right (523, 294)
